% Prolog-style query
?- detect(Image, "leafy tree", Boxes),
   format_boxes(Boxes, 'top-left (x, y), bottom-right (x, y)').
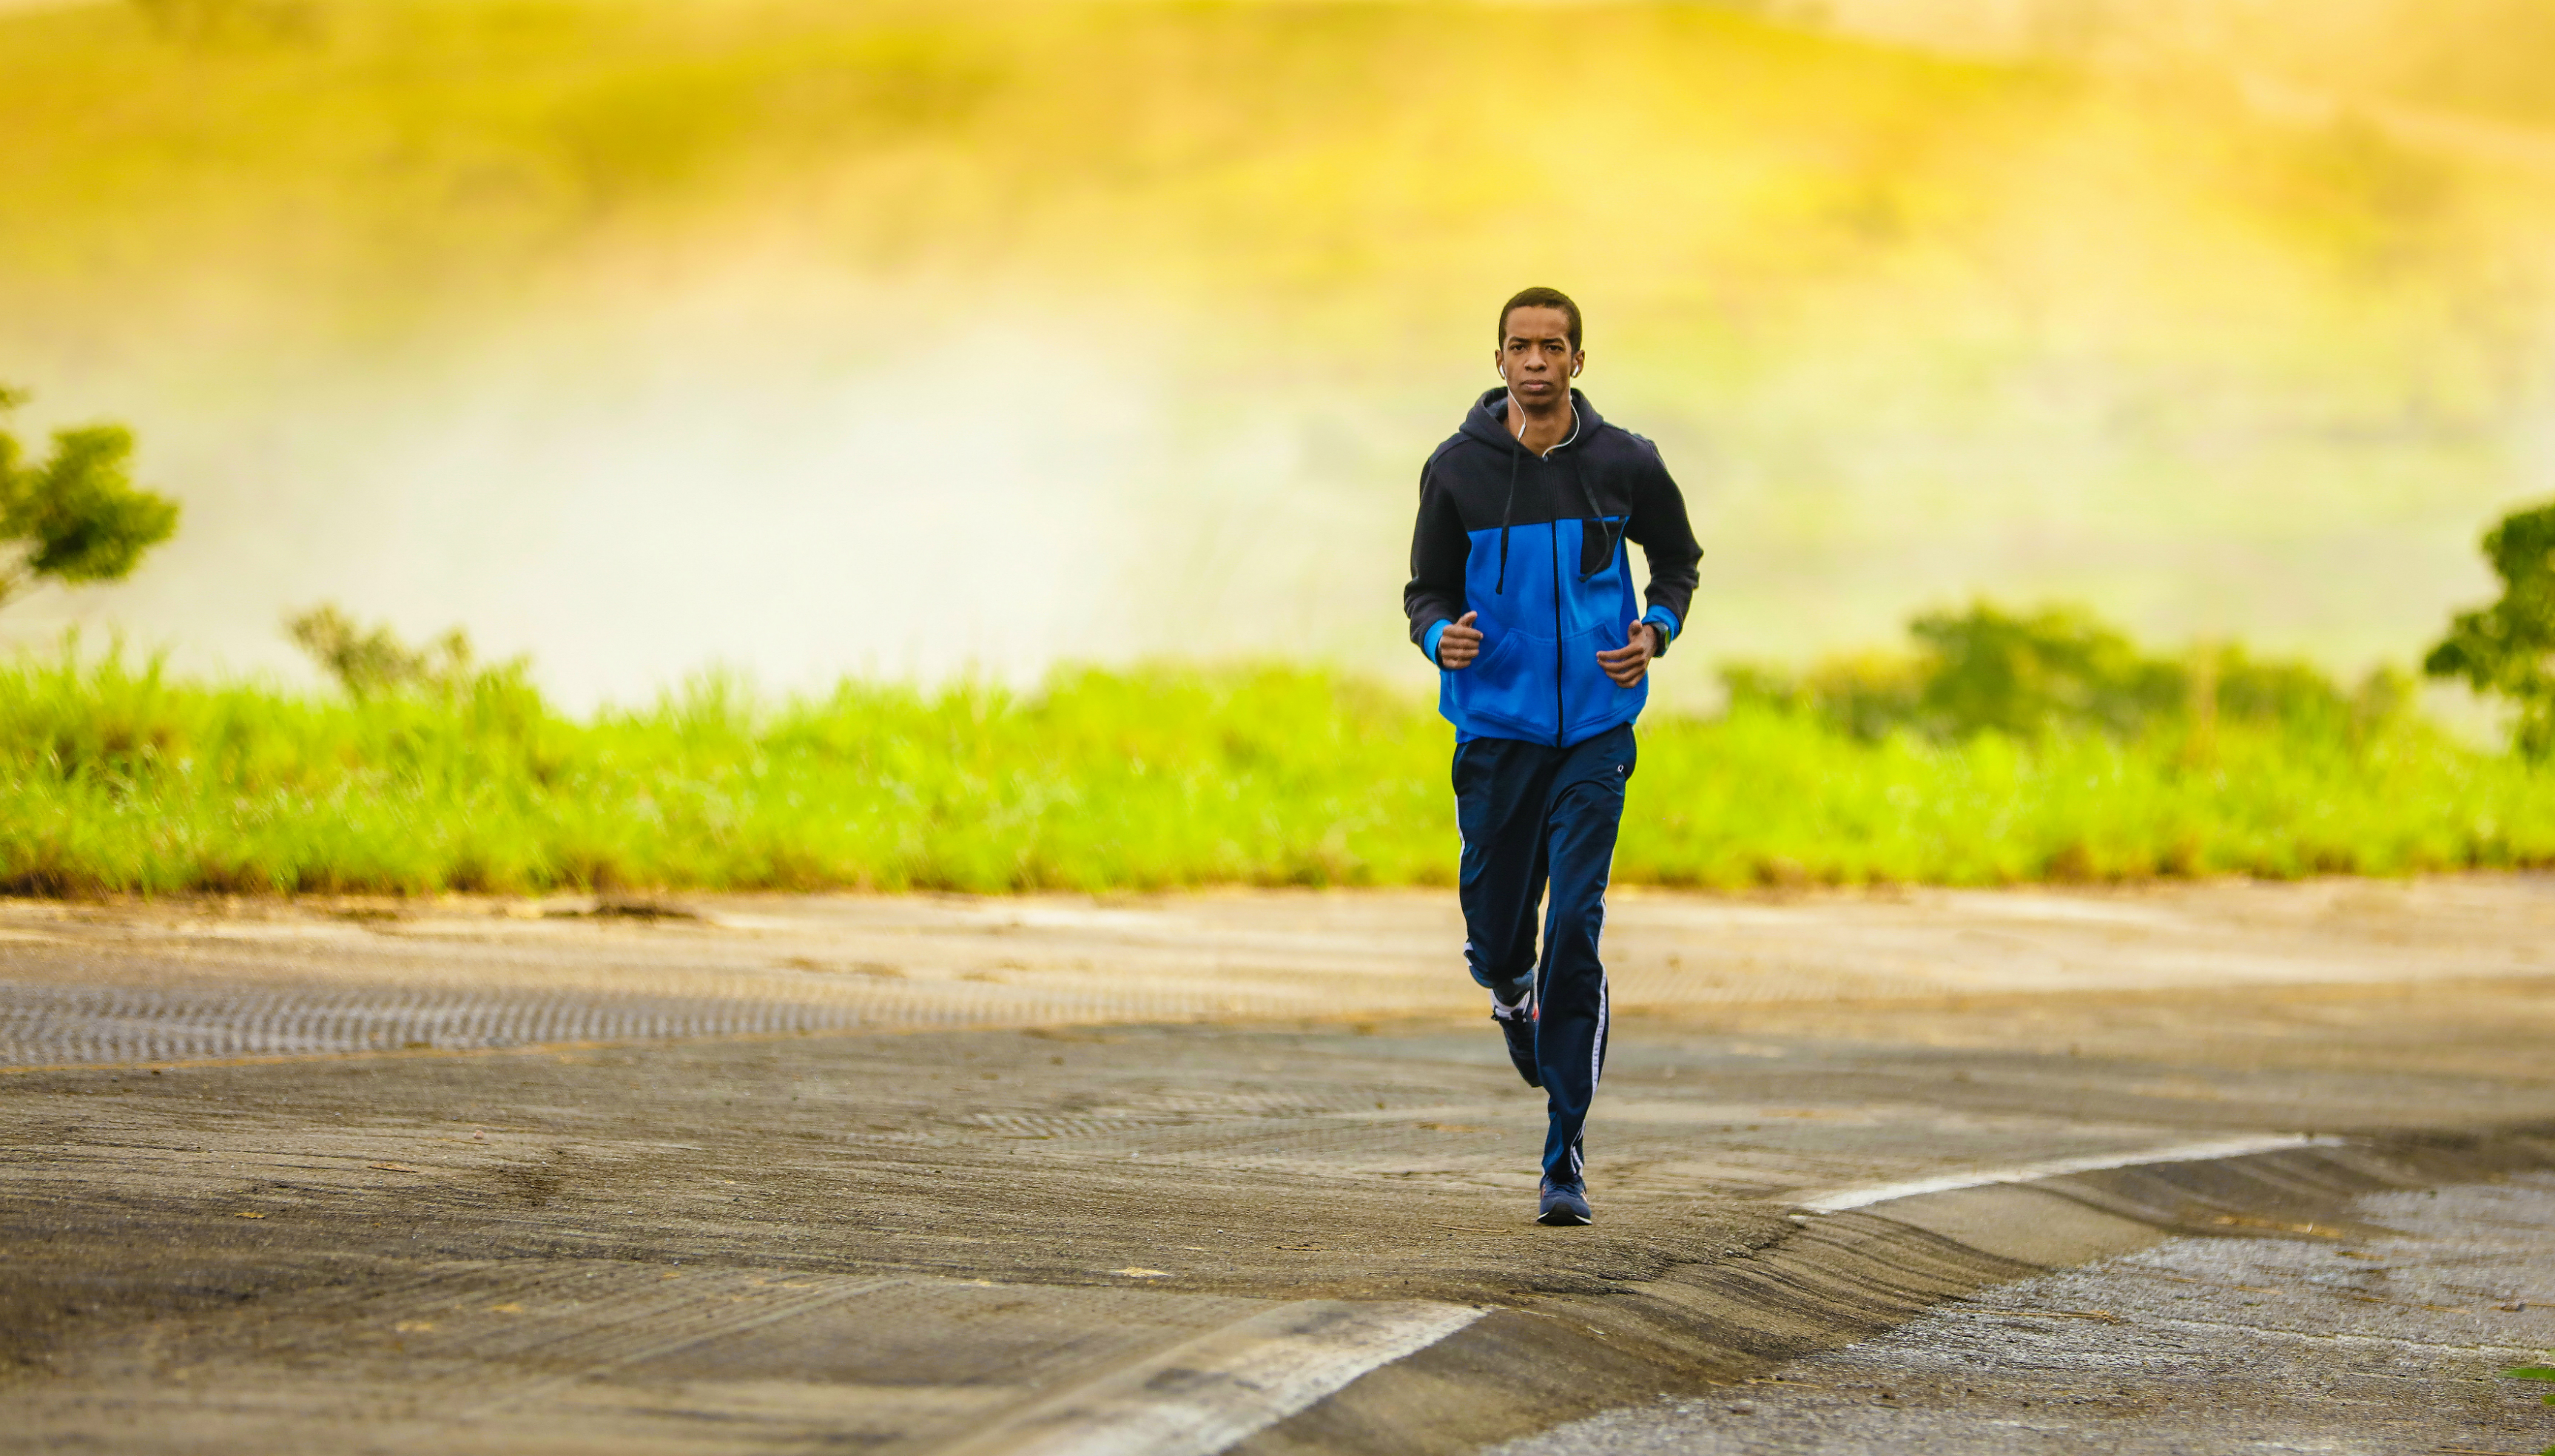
top-left (2426, 500), bottom-right (2555, 759)
top-left (0, 388), bottom-right (181, 610)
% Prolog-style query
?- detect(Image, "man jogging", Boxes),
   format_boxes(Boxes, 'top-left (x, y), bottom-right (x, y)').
top-left (1403, 286), bottom-right (1702, 1227)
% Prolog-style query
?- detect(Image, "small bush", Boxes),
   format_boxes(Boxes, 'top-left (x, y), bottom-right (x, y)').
top-left (1723, 601), bottom-right (2400, 745)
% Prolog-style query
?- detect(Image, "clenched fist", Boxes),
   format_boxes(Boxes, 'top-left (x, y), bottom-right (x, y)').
top-left (1595, 619), bottom-right (1659, 687)
top-left (1436, 611), bottom-right (1482, 670)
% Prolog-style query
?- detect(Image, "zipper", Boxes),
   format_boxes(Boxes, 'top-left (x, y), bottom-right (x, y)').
top-left (1549, 484), bottom-right (1566, 746)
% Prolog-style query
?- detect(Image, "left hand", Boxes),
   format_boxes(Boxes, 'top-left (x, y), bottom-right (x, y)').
top-left (1594, 619), bottom-right (1660, 688)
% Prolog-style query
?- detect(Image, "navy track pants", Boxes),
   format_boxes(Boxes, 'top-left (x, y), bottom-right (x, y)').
top-left (1452, 721), bottom-right (1634, 1187)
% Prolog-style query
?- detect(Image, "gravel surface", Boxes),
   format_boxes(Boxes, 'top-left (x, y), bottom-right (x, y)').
top-left (1496, 1176), bottom-right (2555, 1456)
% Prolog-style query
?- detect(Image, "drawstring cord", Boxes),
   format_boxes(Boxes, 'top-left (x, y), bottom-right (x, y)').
top-left (1493, 445), bottom-right (1521, 594)
top-left (1495, 398), bottom-right (1598, 594)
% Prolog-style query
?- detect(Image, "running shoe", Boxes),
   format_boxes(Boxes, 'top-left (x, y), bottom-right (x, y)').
top-left (1536, 1176), bottom-right (1592, 1226)
top-left (1492, 1006), bottom-right (1540, 1088)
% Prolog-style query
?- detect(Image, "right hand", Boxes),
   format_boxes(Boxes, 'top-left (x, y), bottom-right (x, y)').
top-left (1436, 611), bottom-right (1482, 670)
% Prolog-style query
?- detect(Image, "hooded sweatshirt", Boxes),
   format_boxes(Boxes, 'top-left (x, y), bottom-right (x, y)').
top-left (1404, 388), bottom-right (1703, 746)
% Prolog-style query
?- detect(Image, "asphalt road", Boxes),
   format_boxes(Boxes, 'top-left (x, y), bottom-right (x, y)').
top-left (3, 878), bottom-right (2553, 1452)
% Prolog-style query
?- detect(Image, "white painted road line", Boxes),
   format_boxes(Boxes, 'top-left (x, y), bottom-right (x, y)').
top-left (1793, 1133), bottom-right (2332, 1213)
top-left (936, 1298), bottom-right (1485, 1456)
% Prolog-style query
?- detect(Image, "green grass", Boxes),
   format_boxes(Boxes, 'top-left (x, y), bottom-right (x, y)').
top-left (5, 650), bottom-right (2550, 897)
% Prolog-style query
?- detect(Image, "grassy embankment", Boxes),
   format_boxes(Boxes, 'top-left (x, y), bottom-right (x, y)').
top-left (6, 644), bottom-right (2548, 897)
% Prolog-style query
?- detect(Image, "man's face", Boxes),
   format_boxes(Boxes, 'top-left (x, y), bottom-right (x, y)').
top-left (1495, 306), bottom-right (1582, 405)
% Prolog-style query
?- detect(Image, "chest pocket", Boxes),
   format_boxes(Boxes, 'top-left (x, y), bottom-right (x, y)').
top-left (1578, 515), bottom-right (1626, 577)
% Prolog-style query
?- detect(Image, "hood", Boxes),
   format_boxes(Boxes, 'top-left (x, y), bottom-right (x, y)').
top-left (1458, 386), bottom-right (1605, 454)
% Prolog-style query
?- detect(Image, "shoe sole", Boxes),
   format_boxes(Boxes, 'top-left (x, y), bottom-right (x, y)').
top-left (1535, 1207), bottom-right (1591, 1227)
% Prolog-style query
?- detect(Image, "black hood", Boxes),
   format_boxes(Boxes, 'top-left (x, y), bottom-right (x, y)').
top-left (1458, 387), bottom-right (1605, 454)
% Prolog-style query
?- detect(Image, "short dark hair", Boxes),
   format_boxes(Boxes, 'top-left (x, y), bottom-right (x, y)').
top-left (1498, 286), bottom-right (1582, 350)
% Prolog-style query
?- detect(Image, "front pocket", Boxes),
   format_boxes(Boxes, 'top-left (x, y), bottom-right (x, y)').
top-left (1446, 628), bottom-right (1554, 734)
top-left (1578, 516), bottom-right (1624, 578)
top-left (1559, 624), bottom-right (1639, 736)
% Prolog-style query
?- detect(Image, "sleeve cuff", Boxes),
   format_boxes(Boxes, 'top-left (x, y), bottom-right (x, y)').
top-left (1641, 606), bottom-right (1680, 652)
top-left (1422, 619), bottom-right (1451, 664)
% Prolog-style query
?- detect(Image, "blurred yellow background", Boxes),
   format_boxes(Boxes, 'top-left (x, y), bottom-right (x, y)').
top-left (2, 0), bottom-right (2549, 707)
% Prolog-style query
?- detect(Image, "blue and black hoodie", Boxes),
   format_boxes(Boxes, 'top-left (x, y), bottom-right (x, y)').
top-left (1404, 388), bottom-right (1703, 746)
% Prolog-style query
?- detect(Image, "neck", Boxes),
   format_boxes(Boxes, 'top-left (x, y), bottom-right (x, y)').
top-left (1504, 391), bottom-right (1575, 456)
